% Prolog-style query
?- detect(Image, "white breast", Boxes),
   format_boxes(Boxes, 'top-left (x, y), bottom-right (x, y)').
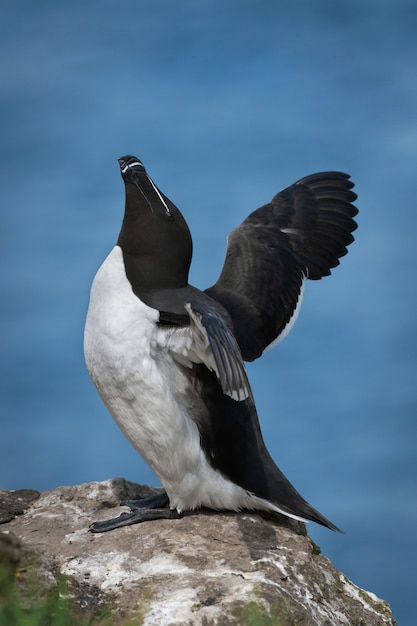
top-left (84, 246), bottom-right (180, 465)
top-left (84, 246), bottom-right (293, 517)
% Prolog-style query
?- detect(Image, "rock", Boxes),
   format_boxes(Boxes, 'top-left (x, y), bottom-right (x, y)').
top-left (1, 478), bottom-right (396, 625)
top-left (0, 488), bottom-right (40, 523)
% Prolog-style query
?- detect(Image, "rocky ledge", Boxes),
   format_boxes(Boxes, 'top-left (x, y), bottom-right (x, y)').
top-left (0, 478), bottom-right (395, 625)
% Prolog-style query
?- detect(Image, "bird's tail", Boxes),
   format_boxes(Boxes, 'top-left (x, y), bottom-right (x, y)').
top-left (258, 452), bottom-right (343, 532)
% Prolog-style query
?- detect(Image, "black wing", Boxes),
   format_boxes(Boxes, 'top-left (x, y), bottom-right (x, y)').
top-left (205, 172), bottom-right (358, 361)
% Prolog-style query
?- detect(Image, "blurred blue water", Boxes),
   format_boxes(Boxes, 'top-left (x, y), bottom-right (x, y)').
top-left (1, 2), bottom-right (416, 623)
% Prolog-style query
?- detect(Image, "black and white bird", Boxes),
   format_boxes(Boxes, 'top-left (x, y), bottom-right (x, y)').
top-left (84, 155), bottom-right (358, 533)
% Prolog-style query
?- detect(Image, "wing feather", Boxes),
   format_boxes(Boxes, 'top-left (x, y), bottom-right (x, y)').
top-left (185, 302), bottom-right (252, 402)
top-left (205, 171), bottom-right (358, 360)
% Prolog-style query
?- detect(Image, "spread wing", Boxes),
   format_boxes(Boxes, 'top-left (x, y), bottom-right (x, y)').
top-left (205, 171), bottom-right (358, 361)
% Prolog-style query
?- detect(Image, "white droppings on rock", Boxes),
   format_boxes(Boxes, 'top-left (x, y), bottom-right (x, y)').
top-left (64, 529), bottom-right (88, 545)
top-left (257, 554), bottom-right (290, 580)
top-left (143, 585), bottom-right (198, 626)
top-left (61, 551), bottom-right (193, 591)
top-left (340, 573), bottom-right (388, 616)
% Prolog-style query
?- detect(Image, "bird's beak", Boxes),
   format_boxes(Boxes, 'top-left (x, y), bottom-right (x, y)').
top-left (118, 156), bottom-right (147, 195)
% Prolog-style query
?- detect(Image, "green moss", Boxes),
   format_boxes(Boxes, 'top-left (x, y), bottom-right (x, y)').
top-left (0, 563), bottom-right (115, 626)
top-left (232, 600), bottom-right (286, 626)
top-left (123, 587), bottom-right (154, 626)
top-left (231, 590), bottom-right (312, 626)
top-left (308, 536), bottom-right (322, 555)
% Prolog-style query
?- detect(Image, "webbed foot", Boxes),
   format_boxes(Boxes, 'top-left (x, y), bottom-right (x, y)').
top-left (121, 491), bottom-right (169, 510)
top-left (89, 490), bottom-right (182, 533)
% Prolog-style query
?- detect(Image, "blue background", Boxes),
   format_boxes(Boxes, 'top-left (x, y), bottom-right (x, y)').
top-left (1, 2), bottom-right (416, 623)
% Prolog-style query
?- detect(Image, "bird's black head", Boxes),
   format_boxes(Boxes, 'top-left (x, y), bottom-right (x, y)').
top-left (118, 154), bottom-right (175, 217)
top-left (118, 156), bottom-right (149, 201)
top-left (116, 154), bottom-right (193, 295)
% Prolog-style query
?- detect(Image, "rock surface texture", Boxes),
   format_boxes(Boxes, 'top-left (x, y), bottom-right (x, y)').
top-left (1, 479), bottom-right (396, 625)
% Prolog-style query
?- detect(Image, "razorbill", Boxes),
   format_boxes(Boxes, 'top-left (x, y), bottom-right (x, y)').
top-left (84, 155), bottom-right (358, 533)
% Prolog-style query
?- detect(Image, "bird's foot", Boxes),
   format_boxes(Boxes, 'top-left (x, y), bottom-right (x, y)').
top-left (121, 491), bottom-right (169, 510)
top-left (89, 490), bottom-right (182, 533)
